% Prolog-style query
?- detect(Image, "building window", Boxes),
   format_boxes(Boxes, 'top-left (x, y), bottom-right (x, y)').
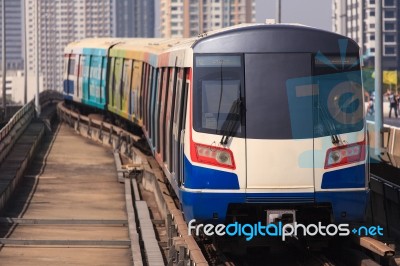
top-left (384, 0), bottom-right (395, 6)
top-left (369, 10), bottom-right (375, 16)
top-left (385, 34), bottom-right (395, 42)
top-left (384, 10), bottom-right (395, 18)
top-left (384, 22), bottom-right (395, 31)
top-left (370, 35), bottom-right (375, 40)
top-left (370, 0), bottom-right (375, 4)
top-left (384, 46), bottom-right (395, 55)
top-left (370, 23), bottom-right (375, 29)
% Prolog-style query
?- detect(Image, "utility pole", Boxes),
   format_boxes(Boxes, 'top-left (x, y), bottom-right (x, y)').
top-left (35, 0), bottom-right (40, 117)
top-left (374, 0), bottom-right (383, 155)
top-left (2, 0), bottom-right (6, 118)
top-left (276, 0), bottom-right (281, 23)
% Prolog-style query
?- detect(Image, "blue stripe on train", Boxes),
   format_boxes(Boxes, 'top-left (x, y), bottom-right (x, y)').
top-left (321, 164), bottom-right (365, 189)
top-left (63, 80), bottom-right (74, 94)
top-left (183, 156), bottom-right (239, 189)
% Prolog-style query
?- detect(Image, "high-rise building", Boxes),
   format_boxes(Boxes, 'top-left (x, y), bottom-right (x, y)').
top-left (332, 0), bottom-right (399, 70)
top-left (26, 0), bottom-right (114, 92)
top-left (25, 0), bottom-right (155, 92)
top-left (160, 0), bottom-right (256, 38)
top-left (114, 0), bottom-right (155, 37)
top-left (0, 0), bottom-right (24, 70)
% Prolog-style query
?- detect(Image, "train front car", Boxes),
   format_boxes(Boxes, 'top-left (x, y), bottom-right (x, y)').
top-left (182, 24), bottom-right (367, 227)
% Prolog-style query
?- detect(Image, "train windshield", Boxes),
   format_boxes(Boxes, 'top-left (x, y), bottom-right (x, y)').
top-left (194, 53), bottom-right (363, 140)
top-left (311, 55), bottom-right (364, 138)
top-left (245, 53), bottom-right (363, 139)
top-left (193, 55), bottom-right (244, 137)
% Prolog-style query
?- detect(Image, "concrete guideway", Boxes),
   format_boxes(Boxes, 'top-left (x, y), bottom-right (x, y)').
top-left (0, 123), bottom-right (132, 266)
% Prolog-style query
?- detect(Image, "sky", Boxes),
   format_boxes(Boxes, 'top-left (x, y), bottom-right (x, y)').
top-left (154, 0), bottom-right (333, 36)
top-left (255, 0), bottom-right (332, 31)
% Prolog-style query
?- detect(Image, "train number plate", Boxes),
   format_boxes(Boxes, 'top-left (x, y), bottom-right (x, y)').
top-left (266, 209), bottom-right (296, 225)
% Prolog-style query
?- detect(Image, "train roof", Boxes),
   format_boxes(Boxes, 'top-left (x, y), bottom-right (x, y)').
top-left (64, 38), bottom-right (121, 50)
top-left (64, 23), bottom-right (359, 66)
top-left (192, 23), bottom-right (359, 54)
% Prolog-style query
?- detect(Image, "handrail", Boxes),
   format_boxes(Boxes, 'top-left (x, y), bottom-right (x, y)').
top-left (0, 90), bottom-right (63, 165)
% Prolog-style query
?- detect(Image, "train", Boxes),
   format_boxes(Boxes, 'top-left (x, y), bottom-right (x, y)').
top-left (63, 24), bottom-right (368, 227)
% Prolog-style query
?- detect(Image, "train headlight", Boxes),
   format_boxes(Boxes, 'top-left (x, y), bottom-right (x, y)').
top-left (329, 151), bottom-right (341, 164)
top-left (324, 141), bottom-right (365, 169)
top-left (194, 143), bottom-right (235, 169)
top-left (216, 151), bottom-right (232, 165)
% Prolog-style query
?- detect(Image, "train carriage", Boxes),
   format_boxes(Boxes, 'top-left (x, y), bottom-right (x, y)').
top-left (63, 38), bottom-right (121, 110)
top-left (64, 24), bottom-right (368, 226)
top-left (184, 24), bottom-right (367, 224)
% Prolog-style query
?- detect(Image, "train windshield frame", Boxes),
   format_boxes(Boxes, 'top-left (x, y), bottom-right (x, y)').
top-left (193, 54), bottom-right (245, 137)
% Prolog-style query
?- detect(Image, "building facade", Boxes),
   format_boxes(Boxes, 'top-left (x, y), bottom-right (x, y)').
top-left (0, 0), bottom-right (24, 70)
top-left (160, 0), bottom-right (256, 38)
top-left (114, 0), bottom-right (155, 37)
top-left (25, 0), bottom-right (155, 93)
top-left (0, 71), bottom-right (43, 104)
top-left (332, 0), bottom-right (399, 70)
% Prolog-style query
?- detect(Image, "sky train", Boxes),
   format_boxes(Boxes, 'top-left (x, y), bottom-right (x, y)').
top-left (63, 24), bottom-right (368, 226)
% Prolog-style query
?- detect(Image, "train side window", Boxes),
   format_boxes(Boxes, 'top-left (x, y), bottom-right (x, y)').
top-left (77, 55), bottom-right (81, 97)
top-left (89, 56), bottom-right (102, 102)
top-left (155, 69), bottom-right (162, 151)
top-left (133, 61), bottom-right (143, 121)
top-left (122, 59), bottom-right (133, 116)
top-left (172, 68), bottom-right (186, 178)
top-left (146, 66), bottom-right (153, 133)
top-left (108, 57), bottom-right (115, 107)
top-left (69, 55), bottom-right (76, 95)
top-left (166, 67), bottom-right (177, 170)
top-left (149, 68), bottom-right (158, 147)
top-left (113, 58), bottom-right (124, 110)
top-left (82, 55), bottom-right (91, 101)
top-left (143, 64), bottom-right (149, 127)
top-left (101, 57), bottom-right (107, 103)
top-left (138, 63), bottom-right (145, 121)
top-left (159, 68), bottom-right (170, 159)
top-left (68, 56), bottom-right (75, 75)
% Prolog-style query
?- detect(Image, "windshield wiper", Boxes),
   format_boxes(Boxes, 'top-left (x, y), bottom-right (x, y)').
top-left (220, 98), bottom-right (242, 145)
top-left (319, 104), bottom-right (340, 145)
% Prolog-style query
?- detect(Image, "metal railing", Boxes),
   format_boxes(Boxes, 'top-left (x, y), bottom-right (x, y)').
top-left (0, 90), bottom-right (63, 165)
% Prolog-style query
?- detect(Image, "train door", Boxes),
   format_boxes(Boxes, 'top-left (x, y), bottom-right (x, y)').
top-left (157, 68), bottom-right (169, 163)
top-left (172, 68), bottom-right (187, 185)
top-left (121, 59), bottom-right (133, 119)
top-left (78, 55), bottom-right (83, 99)
top-left (244, 53), bottom-right (315, 198)
top-left (132, 61), bottom-right (142, 122)
top-left (155, 69), bottom-right (164, 159)
top-left (149, 68), bottom-right (158, 148)
top-left (63, 54), bottom-right (77, 99)
top-left (89, 56), bottom-right (102, 107)
top-left (82, 55), bottom-right (91, 103)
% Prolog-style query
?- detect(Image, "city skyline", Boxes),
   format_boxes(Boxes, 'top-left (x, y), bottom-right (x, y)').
top-left (254, 0), bottom-right (332, 31)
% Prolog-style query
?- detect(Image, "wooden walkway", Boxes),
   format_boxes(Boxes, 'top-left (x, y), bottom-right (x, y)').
top-left (0, 123), bottom-right (132, 265)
